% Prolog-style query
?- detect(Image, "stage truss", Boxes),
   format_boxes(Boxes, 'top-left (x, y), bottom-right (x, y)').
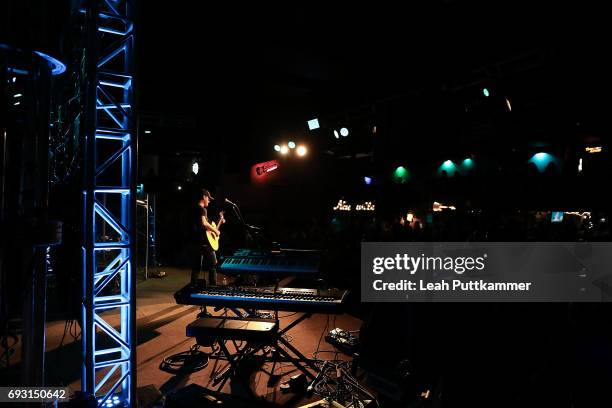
top-left (82, 0), bottom-right (136, 406)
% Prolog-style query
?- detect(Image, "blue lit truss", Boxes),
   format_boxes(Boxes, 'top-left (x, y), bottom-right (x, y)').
top-left (82, 1), bottom-right (135, 406)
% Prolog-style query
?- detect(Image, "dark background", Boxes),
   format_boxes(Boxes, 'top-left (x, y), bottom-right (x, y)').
top-left (2, 2), bottom-right (612, 406)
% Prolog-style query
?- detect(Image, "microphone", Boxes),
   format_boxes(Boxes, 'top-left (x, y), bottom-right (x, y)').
top-left (224, 198), bottom-right (237, 206)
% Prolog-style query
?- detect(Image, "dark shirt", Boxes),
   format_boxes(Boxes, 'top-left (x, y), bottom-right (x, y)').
top-left (193, 204), bottom-right (208, 244)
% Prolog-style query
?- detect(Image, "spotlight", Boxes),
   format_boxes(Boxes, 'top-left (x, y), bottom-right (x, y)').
top-left (13, 93), bottom-right (22, 98)
top-left (461, 158), bottom-right (474, 171)
top-left (340, 127), bottom-right (349, 137)
top-left (280, 145), bottom-right (289, 154)
top-left (296, 145), bottom-right (307, 156)
top-left (438, 160), bottom-right (457, 177)
top-left (288, 141), bottom-right (296, 149)
top-left (144, 130), bottom-right (151, 134)
top-left (274, 144), bottom-right (281, 152)
top-left (333, 130), bottom-right (340, 139)
top-left (177, 185), bottom-right (182, 191)
top-left (482, 88), bottom-right (490, 97)
top-left (394, 166), bottom-right (408, 183)
top-left (505, 97), bottom-right (512, 112)
top-left (364, 176), bottom-right (372, 185)
top-left (533, 152), bottom-right (547, 161)
top-left (307, 118), bottom-right (320, 130)
top-left (578, 158), bottom-right (583, 173)
top-left (192, 162), bottom-right (199, 175)
top-left (442, 160), bottom-right (455, 170)
top-left (528, 152), bottom-right (556, 173)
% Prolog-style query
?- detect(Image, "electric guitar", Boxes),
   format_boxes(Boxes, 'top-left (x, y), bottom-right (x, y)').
top-left (206, 211), bottom-right (225, 251)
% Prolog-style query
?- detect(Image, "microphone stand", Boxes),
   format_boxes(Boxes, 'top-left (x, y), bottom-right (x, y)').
top-left (225, 200), bottom-right (273, 252)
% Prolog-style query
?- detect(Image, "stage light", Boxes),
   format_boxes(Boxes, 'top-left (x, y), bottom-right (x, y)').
top-left (578, 158), bottom-right (583, 173)
top-left (144, 130), bottom-right (151, 134)
top-left (13, 93), bottom-right (22, 98)
top-left (340, 127), bottom-right (349, 137)
top-left (288, 141), bottom-right (296, 149)
top-left (280, 145), bottom-right (289, 154)
top-left (296, 145), bottom-right (307, 156)
top-left (12, 77), bottom-right (16, 82)
top-left (407, 213), bottom-right (414, 222)
top-left (505, 97), bottom-right (512, 112)
top-left (364, 176), bottom-right (372, 185)
top-left (177, 185), bottom-right (182, 191)
top-left (334, 130), bottom-right (340, 139)
top-left (274, 144), bottom-right (281, 152)
top-left (482, 88), bottom-right (490, 97)
top-left (373, 126), bottom-right (377, 134)
top-left (192, 162), bottom-right (199, 175)
top-left (308, 118), bottom-right (320, 130)
top-left (13, 101), bottom-right (20, 106)
top-left (33, 50), bottom-right (66, 75)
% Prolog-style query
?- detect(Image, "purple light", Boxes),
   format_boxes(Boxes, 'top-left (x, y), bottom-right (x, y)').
top-left (364, 176), bottom-right (372, 185)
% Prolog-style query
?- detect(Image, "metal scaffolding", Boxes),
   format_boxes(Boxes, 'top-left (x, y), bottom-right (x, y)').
top-left (82, 0), bottom-right (136, 406)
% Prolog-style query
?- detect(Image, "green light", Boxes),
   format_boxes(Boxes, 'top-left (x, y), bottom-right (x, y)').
top-left (438, 160), bottom-right (457, 177)
top-left (442, 160), bottom-right (454, 169)
top-left (462, 158), bottom-right (474, 169)
top-left (393, 166), bottom-right (409, 183)
top-left (483, 88), bottom-right (490, 97)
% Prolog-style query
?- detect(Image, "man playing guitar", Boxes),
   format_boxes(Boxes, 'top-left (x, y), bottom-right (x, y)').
top-left (190, 189), bottom-right (225, 287)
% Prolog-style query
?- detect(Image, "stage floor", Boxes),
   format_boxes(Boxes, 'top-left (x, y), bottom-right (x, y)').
top-left (39, 267), bottom-right (363, 406)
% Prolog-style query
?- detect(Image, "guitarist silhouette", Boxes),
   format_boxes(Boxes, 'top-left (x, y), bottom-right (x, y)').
top-left (190, 189), bottom-right (224, 287)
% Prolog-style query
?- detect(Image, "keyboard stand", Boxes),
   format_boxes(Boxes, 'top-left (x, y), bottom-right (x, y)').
top-left (187, 312), bottom-right (319, 392)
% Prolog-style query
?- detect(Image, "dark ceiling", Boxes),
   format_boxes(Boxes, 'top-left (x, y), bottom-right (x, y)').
top-left (135, 2), bottom-right (610, 162)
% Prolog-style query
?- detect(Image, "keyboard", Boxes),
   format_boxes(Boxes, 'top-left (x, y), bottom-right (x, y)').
top-left (186, 316), bottom-right (279, 341)
top-left (174, 284), bottom-right (348, 313)
top-left (219, 248), bottom-right (321, 275)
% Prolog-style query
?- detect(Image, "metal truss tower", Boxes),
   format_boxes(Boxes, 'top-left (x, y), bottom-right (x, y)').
top-left (82, 0), bottom-right (136, 406)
